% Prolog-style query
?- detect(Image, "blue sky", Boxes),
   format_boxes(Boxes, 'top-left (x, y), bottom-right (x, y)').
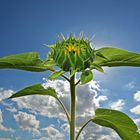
top-left (0, 0), bottom-right (140, 139)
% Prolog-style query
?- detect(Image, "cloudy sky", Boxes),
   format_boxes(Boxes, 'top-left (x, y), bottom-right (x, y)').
top-left (0, 0), bottom-right (140, 140)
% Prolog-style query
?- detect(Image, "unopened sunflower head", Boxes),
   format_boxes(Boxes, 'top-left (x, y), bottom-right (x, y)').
top-left (49, 34), bottom-right (95, 72)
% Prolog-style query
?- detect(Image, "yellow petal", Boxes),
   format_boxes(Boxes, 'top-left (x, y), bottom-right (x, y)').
top-left (68, 45), bottom-right (72, 52)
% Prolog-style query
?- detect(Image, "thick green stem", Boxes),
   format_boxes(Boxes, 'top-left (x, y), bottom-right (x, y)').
top-left (70, 74), bottom-right (76, 140)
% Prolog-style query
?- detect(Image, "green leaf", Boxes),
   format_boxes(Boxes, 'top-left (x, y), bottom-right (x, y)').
top-left (90, 63), bottom-right (104, 73)
top-left (95, 51), bottom-right (107, 59)
top-left (49, 70), bottom-right (65, 80)
top-left (94, 47), bottom-right (140, 67)
top-left (9, 84), bottom-right (57, 99)
top-left (92, 108), bottom-right (140, 140)
top-left (80, 70), bottom-right (93, 84)
top-left (0, 52), bottom-right (54, 72)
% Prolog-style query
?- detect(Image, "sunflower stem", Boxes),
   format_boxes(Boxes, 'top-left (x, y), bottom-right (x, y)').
top-left (70, 74), bottom-right (76, 140)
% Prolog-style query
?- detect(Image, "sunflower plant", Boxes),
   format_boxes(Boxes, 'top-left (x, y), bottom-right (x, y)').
top-left (0, 34), bottom-right (140, 140)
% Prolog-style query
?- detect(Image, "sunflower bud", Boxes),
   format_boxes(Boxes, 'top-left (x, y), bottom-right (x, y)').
top-left (50, 34), bottom-right (95, 72)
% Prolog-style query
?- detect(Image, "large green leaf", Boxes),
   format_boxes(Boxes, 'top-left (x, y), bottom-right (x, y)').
top-left (9, 84), bottom-right (57, 99)
top-left (92, 108), bottom-right (140, 140)
top-left (8, 84), bottom-right (71, 124)
top-left (94, 47), bottom-right (140, 67)
top-left (0, 52), bottom-right (54, 72)
top-left (80, 70), bottom-right (93, 84)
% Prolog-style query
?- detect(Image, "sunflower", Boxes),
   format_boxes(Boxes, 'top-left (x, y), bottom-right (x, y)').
top-left (49, 34), bottom-right (95, 72)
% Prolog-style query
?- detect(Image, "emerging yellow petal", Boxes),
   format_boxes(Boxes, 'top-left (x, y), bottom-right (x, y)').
top-left (50, 34), bottom-right (95, 71)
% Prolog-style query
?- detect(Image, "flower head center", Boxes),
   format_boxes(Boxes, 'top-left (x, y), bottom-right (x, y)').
top-left (67, 44), bottom-right (80, 55)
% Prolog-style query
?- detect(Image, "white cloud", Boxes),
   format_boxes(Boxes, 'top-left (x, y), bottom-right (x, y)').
top-left (134, 91), bottom-right (140, 102)
top-left (41, 125), bottom-right (64, 140)
top-left (94, 95), bottom-right (108, 108)
top-left (13, 80), bottom-right (69, 121)
top-left (0, 88), bottom-right (14, 101)
top-left (78, 123), bottom-right (120, 140)
top-left (130, 91), bottom-right (140, 115)
top-left (125, 81), bottom-right (135, 90)
top-left (14, 111), bottom-right (40, 136)
top-left (96, 131), bottom-right (120, 140)
top-left (40, 80), bottom-right (120, 140)
top-left (130, 104), bottom-right (140, 115)
top-left (38, 137), bottom-right (49, 140)
top-left (0, 109), bottom-right (14, 133)
top-left (11, 79), bottom-right (114, 139)
top-left (0, 80), bottom-right (122, 139)
top-left (40, 123), bottom-right (69, 140)
top-left (110, 99), bottom-right (125, 111)
top-left (76, 80), bottom-right (107, 121)
top-left (13, 80), bottom-right (107, 123)
top-left (2, 102), bottom-right (17, 113)
top-left (7, 107), bottom-right (17, 113)
top-left (134, 118), bottom-right (140, 129)
top-left (60, 123), bottom-right (69, 133)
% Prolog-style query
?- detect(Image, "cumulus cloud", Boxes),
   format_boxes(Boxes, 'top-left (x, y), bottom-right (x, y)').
top-left (96, 131), bottom-right (120, 140)
top-left (0, 88), bottom-right (17, 114)
top-left (40, 123), bottom-right (120, 140)
top-left (130, 91), bottom-right (140, 115)
top-left (2, 102), bottom-right (17, 113)
top-left (130, 105), bottom-right (140, 115)
top-left (41, 80), bottom-right (120, 140)
top-left (12, 80), bottom-right (107, 123)
top-left (13, 80), bottom-right (69, 121)
top-left (14, 111), bottom-right (40, 136)
top-left (0, 88), bottom-right (14, 101)
top-left (38, 137), bottom-right (49, 140)
top-left (0, 109), bottom-right (14, 133)
top-left (110, 99), bottom-right (125, 111)
top-left (41, 125), bottom-right (64, 139)
top-left (134, 118), bottom-right (140, 129)
top-left (38, 123), bottom-right (69, 140)
top-left (60, 123), bottom-right (69, 133)
top-left (11, 79), bottom-right (116, 139)
top-left (134, 91), bottom-right (140, 102)
top-left (78, 123), bottom-right (120, 140)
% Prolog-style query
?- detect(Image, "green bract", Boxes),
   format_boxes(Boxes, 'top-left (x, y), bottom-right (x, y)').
top-left (49, 35), bottom-right (95, 71)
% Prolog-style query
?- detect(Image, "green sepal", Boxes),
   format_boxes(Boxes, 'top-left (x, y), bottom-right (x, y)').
top-left (80, 70), bottom-right (93, 84)
top-left (70, 69), bottom-right (77, 78)
top-left (90, 63), bottom-right (104, 73)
